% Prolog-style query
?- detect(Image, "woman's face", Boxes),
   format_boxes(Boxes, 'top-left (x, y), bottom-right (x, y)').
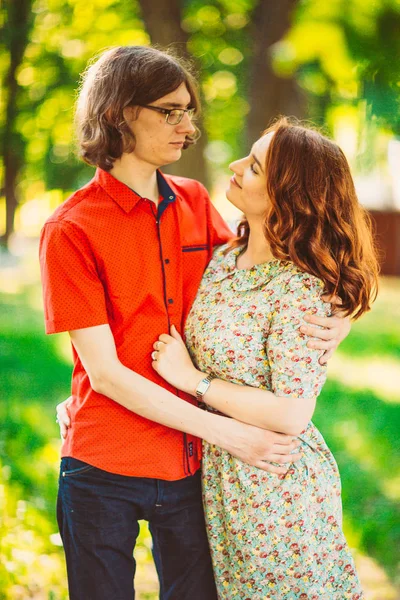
top-left (226, 132), bottom-right (273, 218)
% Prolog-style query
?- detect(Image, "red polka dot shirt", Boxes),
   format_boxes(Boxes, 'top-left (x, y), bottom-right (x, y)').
top-left (39, 168), bottom-right (232, 479)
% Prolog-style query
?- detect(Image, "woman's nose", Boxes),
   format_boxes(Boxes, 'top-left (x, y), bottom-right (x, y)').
top-left (229, 159), bottom-right (243, 175)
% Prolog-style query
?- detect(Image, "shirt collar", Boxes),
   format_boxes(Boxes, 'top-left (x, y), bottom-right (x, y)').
top-left (94, 168), bottom-right (177, 214)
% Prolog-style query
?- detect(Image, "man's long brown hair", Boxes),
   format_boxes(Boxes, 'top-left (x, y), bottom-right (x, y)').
top-left (75, 46), bottom-right (200, 171)
top-left (230, 117), bottom-right (379, 319)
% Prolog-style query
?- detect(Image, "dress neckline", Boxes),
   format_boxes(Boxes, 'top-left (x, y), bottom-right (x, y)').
top-left (233, 246), bottom-right (282, 273)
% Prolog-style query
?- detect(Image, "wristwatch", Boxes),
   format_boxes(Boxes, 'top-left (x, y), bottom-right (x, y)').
top-left (196, 373), bottom-right (217, 402)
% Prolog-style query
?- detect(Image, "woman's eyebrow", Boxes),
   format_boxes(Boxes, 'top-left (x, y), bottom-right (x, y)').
top-left (251, 153), bottom-right (263, 171)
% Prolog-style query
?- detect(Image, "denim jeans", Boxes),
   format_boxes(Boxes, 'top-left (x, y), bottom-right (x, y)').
top-left (57, 457), bottom-right (217, 600)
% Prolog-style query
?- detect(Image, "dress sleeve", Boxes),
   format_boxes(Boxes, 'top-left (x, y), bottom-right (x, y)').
top-left (39, 220), bottom-right (109, 334)
top-left (265, 272), bottom-right (330, 400)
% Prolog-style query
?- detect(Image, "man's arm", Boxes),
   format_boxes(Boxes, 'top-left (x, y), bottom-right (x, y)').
top-left (68, 324), bottom-right (302, 474)
top-left (304, 296), bottom-right (351, 364)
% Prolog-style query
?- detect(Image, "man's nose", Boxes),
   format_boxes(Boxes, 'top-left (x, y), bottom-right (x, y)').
top-left (177, 112), bottom-right (196, 134)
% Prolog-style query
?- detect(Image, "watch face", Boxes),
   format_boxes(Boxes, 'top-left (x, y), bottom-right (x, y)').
top-left (197, 379), bottom-right (209, 395)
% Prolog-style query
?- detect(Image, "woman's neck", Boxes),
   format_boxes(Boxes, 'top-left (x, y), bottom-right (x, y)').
top-left (237, 222), bottom-right (274, 270)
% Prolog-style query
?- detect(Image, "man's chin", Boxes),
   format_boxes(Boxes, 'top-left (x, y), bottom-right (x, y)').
top-left (162, 148), bottom-right (183, 166)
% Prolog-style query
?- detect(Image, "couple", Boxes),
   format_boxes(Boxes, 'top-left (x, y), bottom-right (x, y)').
top-left (40, 46), bottom-right (378, 599)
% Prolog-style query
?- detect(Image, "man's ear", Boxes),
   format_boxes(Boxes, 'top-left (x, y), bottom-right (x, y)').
top-left (122, 106), bottom-right (139, 123)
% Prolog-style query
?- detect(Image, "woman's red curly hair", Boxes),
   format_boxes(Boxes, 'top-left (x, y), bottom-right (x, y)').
top-left (229, 117), bottom-right (379, 319)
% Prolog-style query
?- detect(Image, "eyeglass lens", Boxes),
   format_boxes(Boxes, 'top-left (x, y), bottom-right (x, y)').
top-left (167, 109), bottom-right (195, 125)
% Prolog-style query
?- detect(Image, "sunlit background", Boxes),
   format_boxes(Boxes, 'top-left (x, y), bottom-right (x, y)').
top-left (1, 0), bottom-right (399, 598)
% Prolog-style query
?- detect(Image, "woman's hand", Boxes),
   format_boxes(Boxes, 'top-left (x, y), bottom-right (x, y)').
top-left (56, 396), bottom-right (72, 438)
top-left (301, 294), bottom-right (351, 365)
top-left (152, 325), bottom-right (203, 395)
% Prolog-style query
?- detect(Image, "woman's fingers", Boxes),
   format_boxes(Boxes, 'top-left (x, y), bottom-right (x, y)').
top-left (56, 398), bottom-right (72, 438)
top-left (158, 333), bottom-right (173, 344)
top-left (153, 340), bottom-right (166, 351)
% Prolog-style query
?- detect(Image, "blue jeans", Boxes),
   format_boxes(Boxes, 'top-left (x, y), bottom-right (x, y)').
top-left (57, 457), bottom-right (217, 600)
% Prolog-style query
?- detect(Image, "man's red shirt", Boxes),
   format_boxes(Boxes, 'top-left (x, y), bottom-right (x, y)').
top-left (39, 168), bottom-right (232, 479)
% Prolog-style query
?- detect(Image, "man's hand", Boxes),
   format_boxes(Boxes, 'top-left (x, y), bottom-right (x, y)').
top-left (300, 294), bottom-right (351, 365)
top-left (212, 417), bottom-right (302, 475)
top-left (56, 397), bottom-right (72, 438)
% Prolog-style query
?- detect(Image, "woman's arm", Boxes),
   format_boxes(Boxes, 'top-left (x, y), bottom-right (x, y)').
top-left (65, 323), bottom-right (302, 473)
top-left (153, 274), bottom-right (329, 436)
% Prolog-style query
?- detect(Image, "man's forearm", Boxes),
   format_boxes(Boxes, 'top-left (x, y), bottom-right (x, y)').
top-left (92, 360), bottom-right (225, 444)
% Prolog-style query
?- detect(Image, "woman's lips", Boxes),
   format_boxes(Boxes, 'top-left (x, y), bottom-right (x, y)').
top-left (230, 176), bottom-right (242, 189)
top-left (170, 142), bottom-right (184, 148)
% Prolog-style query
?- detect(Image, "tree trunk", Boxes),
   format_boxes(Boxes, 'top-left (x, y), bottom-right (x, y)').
top-left (137, 0), bottom-right (209, 188)
top-left (246, 0), bottom-right (304, 147)
top-left (1, 0), bottom-right (33, 248)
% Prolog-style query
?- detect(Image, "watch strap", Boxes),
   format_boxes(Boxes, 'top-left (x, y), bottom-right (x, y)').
top-left (195, 373), bottom-right (217, 402)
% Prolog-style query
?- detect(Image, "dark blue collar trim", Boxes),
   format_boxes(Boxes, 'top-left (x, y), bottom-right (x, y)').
top-left (157, 170), bottom-right (176, 219)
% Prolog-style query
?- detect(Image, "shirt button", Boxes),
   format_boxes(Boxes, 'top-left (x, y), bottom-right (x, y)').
top-left (165, 258), bottom-right (170, 264)
top-left (168, 298), bottom-right (174, 304)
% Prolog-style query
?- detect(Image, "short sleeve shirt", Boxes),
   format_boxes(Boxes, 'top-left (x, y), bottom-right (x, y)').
top-left (39, 168), bottom-right (233, 479)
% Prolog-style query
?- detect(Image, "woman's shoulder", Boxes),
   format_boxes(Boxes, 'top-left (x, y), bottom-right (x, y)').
top-left (204, 243), bottom-right (236, 275)
top-left (274, 264), bottom-right (325, 294)
top-left (271, 264), bottom-right (328, 315)
top-left (211, 242), bottom-right (232, 261)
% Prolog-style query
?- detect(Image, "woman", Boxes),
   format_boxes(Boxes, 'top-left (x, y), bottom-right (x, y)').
top-left (151, 118), bottom-right (378, 599)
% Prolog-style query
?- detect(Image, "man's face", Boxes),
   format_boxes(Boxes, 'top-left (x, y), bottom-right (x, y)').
top-left (124, 83), bottom-right (196, 168)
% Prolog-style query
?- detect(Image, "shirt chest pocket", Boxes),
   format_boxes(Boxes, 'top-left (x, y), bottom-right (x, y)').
top-left (182, 244), bottom-right (209, 253)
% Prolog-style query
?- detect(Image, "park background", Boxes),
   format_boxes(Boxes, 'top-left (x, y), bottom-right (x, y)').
top-left (1, 0), bottom-right (399, 598)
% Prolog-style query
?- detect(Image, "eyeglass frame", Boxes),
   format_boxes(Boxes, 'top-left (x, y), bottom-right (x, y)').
top-left (138, 104), bottom-right (196, 125)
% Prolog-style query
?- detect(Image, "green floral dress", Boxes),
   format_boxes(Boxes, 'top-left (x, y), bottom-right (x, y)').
top-left (184, 245), bottom-right (363, 600)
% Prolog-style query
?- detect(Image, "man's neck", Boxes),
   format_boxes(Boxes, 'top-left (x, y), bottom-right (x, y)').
top-left (110, 153), bottom-right (160, 204)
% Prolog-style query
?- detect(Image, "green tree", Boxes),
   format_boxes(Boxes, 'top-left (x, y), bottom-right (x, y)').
top-left (1, 0), bottom-right (34, 247)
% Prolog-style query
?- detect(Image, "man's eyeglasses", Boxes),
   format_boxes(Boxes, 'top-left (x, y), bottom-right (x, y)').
top-left (139, 105), bottom-right (196, 125)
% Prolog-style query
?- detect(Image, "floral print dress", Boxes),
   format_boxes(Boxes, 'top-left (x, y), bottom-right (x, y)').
top-left (184, 245), bottom-right (363, 600)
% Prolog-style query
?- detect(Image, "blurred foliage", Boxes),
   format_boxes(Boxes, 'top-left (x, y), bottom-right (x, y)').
top-left (0, 0), bottom-right (148, 200)
top-left (2, 0), bottom-right (400, 219)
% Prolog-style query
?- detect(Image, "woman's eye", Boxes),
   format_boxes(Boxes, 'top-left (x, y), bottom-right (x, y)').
top-left (250, 163), bottom-right (258, 174)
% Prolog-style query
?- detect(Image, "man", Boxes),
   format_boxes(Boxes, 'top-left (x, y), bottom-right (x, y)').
top-left (40, 46), bottom-right (349, 600)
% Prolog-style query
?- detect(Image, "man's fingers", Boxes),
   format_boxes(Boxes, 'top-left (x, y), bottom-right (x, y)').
top-left (304, 314), bottom-right (340, 328)
top-left (268, 433), bottom-right (295, 445)
top-left (319, 348), bottom-right (335, 365)
top-left (302, 325), bottom-right (337, 341)
top-left (256, 462), bottom-right (288, 475)
top-left (269, 451), bottom-right (302, 464)
top-left (321, 294), bottom-right (342, 306)
top-left (275, 440), bottom-right (301, 452)
top-left (56, 405), bottom-right (71, 428)
top-left (307, 338), bottom-right (337, 351)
